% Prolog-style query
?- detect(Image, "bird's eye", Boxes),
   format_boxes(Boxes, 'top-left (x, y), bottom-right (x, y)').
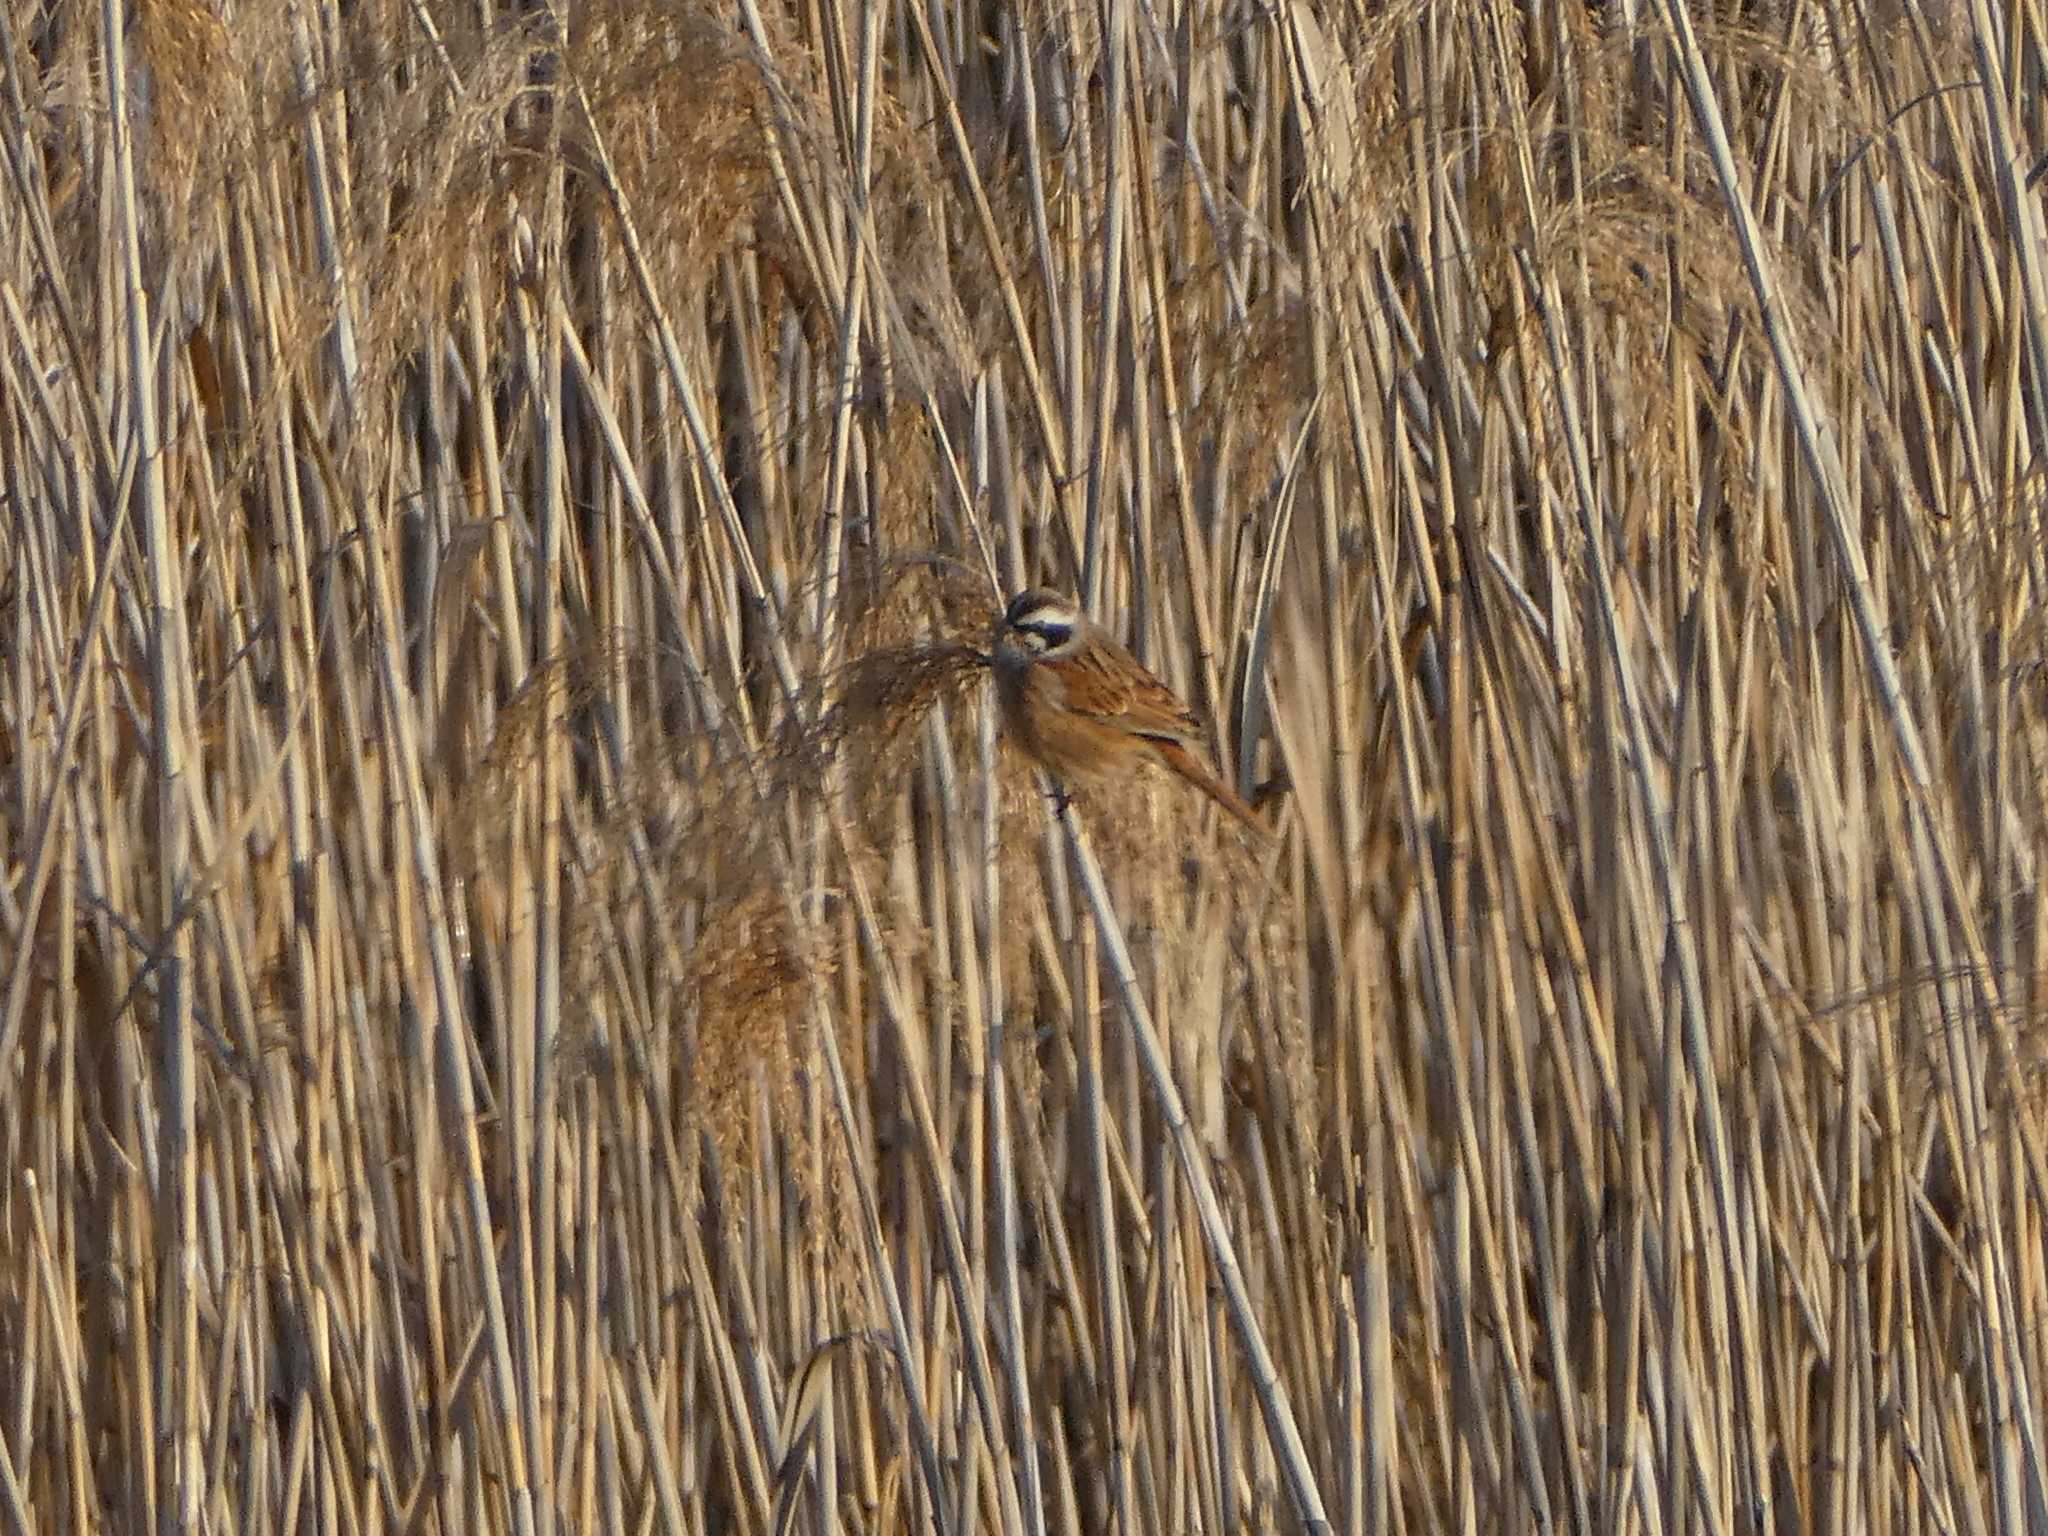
top-left (1018, 618), bottom-right (1070, 651)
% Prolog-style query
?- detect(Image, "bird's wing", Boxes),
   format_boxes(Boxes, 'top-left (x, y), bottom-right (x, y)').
top-left (1060, 639), bottom-right (1203, 744)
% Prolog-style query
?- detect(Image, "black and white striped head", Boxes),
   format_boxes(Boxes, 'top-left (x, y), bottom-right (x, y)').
top-left (998, 588), bottom-right (1082, 658)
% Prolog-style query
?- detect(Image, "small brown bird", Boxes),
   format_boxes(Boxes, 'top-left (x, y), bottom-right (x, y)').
top-left (991, 587), bottom-right (1263, 831)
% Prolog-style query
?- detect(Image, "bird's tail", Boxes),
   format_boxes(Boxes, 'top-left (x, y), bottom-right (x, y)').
top-left (1152, 739), bottom-right (1267, 833)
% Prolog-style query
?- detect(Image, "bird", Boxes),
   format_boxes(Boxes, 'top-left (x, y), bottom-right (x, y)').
top-left (990, 587), bottom-right (1263, 832)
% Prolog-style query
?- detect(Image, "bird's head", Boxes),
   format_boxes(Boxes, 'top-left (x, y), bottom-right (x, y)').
top-left (996, 588), bottom-right (1083, 659)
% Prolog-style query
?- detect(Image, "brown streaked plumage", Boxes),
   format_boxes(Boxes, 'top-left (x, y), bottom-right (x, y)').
top-left (991, 588), bottom-right (1263, 831)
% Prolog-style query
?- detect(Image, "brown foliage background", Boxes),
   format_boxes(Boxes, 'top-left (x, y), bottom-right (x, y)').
top-left (2, 0), bottom-right (2046, 1533)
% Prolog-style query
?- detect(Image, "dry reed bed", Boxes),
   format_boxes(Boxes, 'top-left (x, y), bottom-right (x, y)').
top-left (2, 0), bottom-right (2046, 1532)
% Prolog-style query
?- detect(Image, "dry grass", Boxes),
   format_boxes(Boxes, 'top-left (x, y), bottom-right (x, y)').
top-left (3, 0), bottom-right (2048, 1533)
